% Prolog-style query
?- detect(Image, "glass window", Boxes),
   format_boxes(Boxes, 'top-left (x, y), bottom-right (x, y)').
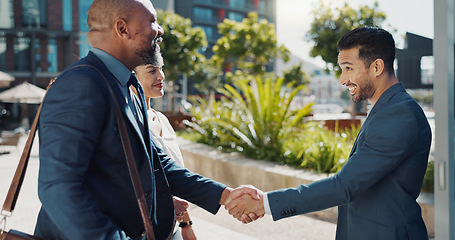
top-left (229, 0), bottom-right (245, 9)
top-left (63, 0), bottom-right (73, 31)
top-left (14, 35), bottom-right (31, 71)
top-left (0, 0), bottom-right (14, 28)
top-left (79, 0), bottom-right (93, 57)
top-left (421, 56), bottom-right (434, 85)
top-left (35, 38), bottom-right (41, 72)
top-left (259, 0), bottom-right (266, 12)
top-left (193, 7), bottom-right (213, 22)
top-left (22, 0), bottom-right (47, 28)
top-left (228, 12), bottom-right (243, 22)
top-left (79, 0), bottom-right (93, 32)
top-left (0, 36), bottom-right (6, 71)
top-left (47, 38), bottom-right (58, 73)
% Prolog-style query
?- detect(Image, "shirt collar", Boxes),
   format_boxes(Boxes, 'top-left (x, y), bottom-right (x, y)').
top-left (90, 48), bottom-right (132, 87)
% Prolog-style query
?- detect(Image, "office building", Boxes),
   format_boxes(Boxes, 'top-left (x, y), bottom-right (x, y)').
top-left (0, 0), bottom-right (94, 88)
top-left (0, 0), bottom-right (276, 85)
top-left (154, 0), bottom-right (276, 55)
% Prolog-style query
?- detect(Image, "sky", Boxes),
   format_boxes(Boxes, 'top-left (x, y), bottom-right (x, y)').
top-left (276, 0), bottom-right (434, 68)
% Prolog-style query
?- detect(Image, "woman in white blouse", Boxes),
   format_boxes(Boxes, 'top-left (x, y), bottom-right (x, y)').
top-left (134, 64), bottom-right (196, 240)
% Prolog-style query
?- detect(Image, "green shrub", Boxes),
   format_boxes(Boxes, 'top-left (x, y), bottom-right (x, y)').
top-left (183, 73), bottom-right (362, 174)
top-left (185, 74), bottom-right (313, 162)
top-left (283, 122), bottom-right (359, 173)
top-left (422, 160), bottom-right (434, 193)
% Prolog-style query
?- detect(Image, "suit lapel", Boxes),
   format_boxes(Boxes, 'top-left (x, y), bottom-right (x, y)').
top-left (349, 133), bottom-right (360, 157)
top-left (349, 121), bottom-right (367, 157)
top-left (348, 83), bottom-right (405, 158)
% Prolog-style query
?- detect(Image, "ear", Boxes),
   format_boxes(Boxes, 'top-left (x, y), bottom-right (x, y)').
top-left (371, 58), bottom-right (385, 77)
top-left (114, 18), bottom-right (131, 39)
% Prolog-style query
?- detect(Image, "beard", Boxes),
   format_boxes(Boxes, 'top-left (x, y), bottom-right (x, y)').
top-left (352, 78), bottom-right (374, 102)
top-left (136, 39), bottom-right (164, 67)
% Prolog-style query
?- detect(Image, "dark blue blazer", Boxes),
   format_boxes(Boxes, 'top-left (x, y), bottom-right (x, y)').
top-left (34, 52), bottom-right (226, 240)
top-left (267, 83), bottom-right (431, 240)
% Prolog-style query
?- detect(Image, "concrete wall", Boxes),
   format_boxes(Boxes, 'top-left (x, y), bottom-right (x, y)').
top-left (178, 138), bottom-right (435, 237)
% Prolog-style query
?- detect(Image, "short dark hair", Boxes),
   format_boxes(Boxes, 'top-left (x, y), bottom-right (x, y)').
top-left (338, 27), bottom-right (395, 75)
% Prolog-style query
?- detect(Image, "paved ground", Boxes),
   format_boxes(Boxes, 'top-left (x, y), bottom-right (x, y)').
top-left (0, 134), bottom-right (336, 239)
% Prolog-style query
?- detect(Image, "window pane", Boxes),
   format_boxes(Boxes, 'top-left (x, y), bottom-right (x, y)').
top-left (0, 0), bottom-right (14, 28)
top-left (229, 0), bottom-right (245, 9)
top-left (0, 36), bottom-right (6, 71)
top-left (194, 7), bottom-right (213, 22)
top-left (35, 38), bottom-right (41, 72)
top-left (15, 35), bottom-right (31, 71)
top-left (228, 12), bottom-right (243, 22)
top-left (421, 56), bottom-right (434, 85)
top-left (63, 0), bottom-right (73, 31)
top-left (48, 38), bottom-right (58, 73)
top-left (22, 0), bottom-right (47, 28)
top-left (79, 0), bottom-right (93, 32)
top-left (259, 0), bottom-right (266, 12)
top-left (79, 0), bottom-right (93, 57)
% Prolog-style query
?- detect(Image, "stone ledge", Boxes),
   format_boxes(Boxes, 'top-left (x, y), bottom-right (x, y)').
top-left (178, 137), bottom-right (434, 237)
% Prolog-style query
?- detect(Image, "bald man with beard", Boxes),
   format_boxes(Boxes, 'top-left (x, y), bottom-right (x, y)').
top-left (33, 1), bottom-right (251, 239)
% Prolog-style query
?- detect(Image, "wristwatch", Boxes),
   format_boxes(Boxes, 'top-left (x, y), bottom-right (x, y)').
top-left (179, 221), bottom-right (193, 228)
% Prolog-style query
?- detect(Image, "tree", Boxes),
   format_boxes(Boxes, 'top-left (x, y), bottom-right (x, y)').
top-left (283, 64), bottom-right (310, 86)
top-left (192, 57), bottom-right (223, 104)
top-left (156, 10), bottom-right (208, 111)
top-left (306, 1), bottom-right (390, 75)
top-left (211, 12), bottom-right (290, 77)
top-left (306, 1), bottom-right (392, 115)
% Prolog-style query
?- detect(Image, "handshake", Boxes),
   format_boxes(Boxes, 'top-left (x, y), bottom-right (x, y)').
top-left (223, 185), bottom-right (266, 224)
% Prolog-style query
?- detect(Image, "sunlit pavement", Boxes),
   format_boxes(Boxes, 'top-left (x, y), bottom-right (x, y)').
top-left (0, 134), bottom-right (337, 239)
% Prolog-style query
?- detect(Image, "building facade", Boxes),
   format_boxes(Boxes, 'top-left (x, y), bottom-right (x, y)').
top-left (154, 0), bottom-right (276, 56)
top-left (0, 0), bottom-right (93, 129)
top-left (0, 0), bottom-right (276, 118)
top-left (0, 0), bottom-right (276, 94)
top-left (0, 0), bottom-right (93, 88)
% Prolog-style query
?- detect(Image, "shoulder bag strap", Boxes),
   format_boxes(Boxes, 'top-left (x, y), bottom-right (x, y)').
top-left (1, 78), bottom-right (55, 216)
top-left (1, 64), bottom-right (156, 240)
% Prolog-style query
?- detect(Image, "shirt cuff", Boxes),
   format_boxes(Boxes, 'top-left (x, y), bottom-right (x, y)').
top-left (263, 192), bottom-right (272, 215)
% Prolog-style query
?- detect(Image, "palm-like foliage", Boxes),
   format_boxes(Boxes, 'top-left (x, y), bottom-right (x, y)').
top-left (284, 122), bottom-right (359, 173)
top-left (185, 73), bottom-right (313, 162)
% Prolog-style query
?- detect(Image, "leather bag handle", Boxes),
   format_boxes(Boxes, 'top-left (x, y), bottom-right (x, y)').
top-left (1, 78), bottom-right (55, 215)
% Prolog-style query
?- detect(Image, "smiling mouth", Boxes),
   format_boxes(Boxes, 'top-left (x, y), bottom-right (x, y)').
top-left (346, 84), bottom-right (357, 95)
top-left (154, 37), bottom-right (163, 45)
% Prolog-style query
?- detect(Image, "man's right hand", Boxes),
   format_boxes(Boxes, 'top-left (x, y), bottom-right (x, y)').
top-left (225, 185), bottom-right (265, 223)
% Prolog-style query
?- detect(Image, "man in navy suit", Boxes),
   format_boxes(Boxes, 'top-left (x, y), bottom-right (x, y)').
top-left (226, 27), bottom-right (432, 240)
top-left (34, 1), bottom-right (252, 239)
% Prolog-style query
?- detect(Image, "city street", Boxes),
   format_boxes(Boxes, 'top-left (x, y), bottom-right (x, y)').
top-left (0, 134), bottom-right (336, 240)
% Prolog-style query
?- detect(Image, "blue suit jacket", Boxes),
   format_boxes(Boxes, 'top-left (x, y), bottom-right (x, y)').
top-left (267, 83), bottom-right (431, 240)
top-left (35, 52), bottom-right (226, 240)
